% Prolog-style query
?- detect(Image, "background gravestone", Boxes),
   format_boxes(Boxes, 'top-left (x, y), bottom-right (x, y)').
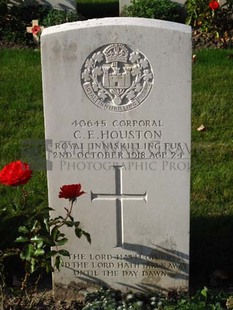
top-left (41, 17), bottom-right (191, 295)
top-left (8, 0), bottom-right (76, 12)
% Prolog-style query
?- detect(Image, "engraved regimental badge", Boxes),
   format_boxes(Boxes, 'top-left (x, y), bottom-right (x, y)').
top-left (81, 43), bottom-right (154, 112)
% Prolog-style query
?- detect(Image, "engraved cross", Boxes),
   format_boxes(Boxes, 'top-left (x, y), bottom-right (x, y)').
top-left (91, 166), bottom-right (147, 247)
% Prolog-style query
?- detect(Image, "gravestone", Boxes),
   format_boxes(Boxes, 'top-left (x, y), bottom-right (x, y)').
top-left (8, 0), bottom-right (76, 12)
top-left (41, 17), bottom-right (191, 296)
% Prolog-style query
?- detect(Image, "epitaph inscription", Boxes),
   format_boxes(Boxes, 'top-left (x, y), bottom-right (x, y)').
top-left (81, 43), bottom-right (154, 112)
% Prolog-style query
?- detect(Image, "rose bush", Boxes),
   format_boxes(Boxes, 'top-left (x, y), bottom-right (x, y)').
top-left (0, 160), bottom-right (90, 296)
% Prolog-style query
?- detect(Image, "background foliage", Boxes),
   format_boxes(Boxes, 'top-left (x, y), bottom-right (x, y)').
top-left (0, 0), bottom-right (232, 48)
top-left (185, 0), bottom-right (233, 48)
top-left (0, 0), bottom-right (83, 46)
top-left (122, 0), bottom-right (186, 23)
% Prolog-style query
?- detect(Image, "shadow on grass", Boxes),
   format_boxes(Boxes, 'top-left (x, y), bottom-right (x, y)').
top-left (190, 215), bottom-right (233, 290)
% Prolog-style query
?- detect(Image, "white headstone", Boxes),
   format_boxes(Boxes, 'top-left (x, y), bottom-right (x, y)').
top-left (41, 17), bottom-right (191, 296)
top-left (8, 0), bottom-right (76, 12)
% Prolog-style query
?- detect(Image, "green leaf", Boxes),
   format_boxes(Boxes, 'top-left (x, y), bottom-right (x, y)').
top-left (40, 237), bottom-right (56, 247)
top-left (37, 240), bottom-right (44, 249)
top-left (51, 226), bottom-right (59, 241)
top-left (31, 220), bottom-right (39, 232)
top-left (18, 226), bottom-right (29, 234)
top-left (74, 221), bottom-right (80, 227)
top-left (24, 260), bottom-right (36, 274)
top-left (54, 255), bottom-right (62, 271)
top-left (15, 236), bottom-right (29, 243)
top-left (58, 250), bottom-right (70, 257)
top-left (43, 218), bottom-right (50, 232)
top-left (64, 221), bottom-right (74, 227)
top-left (201, 287), bottom-right (208, 299)
top-left (74, 228), bottom-right (91, 243)
top-left (82, 231), bottom-right (91, 244)
top-left (52, 216), bottom-right (64, 222)
top-left (46, 250), bottom-right (58, 258)
top-left (34, 249), bottom-right (45, 256)
top-left (20, 244), bottom-right (34, 261)
top-left (56, 238), bottom-right (68, 246)
top-left (30, 236), bottom-right (44, 243)
top-left (75, 227), bottom-right (82, 238)
top-left (30, 258), bottom-right (36, 273)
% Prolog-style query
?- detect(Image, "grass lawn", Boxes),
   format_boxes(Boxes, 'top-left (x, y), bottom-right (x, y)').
top-left (190, 49), bottom-right (233, 287)
top-left (0, 49), bottom-right (47, 249)
top-left (0, 48), bottom-right (233, 290)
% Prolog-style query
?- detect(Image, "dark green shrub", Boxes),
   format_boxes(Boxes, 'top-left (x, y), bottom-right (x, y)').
top-left (42, 9), bottom-right (84, 27)
top-left (214, 0), bottom-right (233, 36)
top-left (0, 2), bottom-right (50, 45)
top-left (122, 0), bottom-right (186, 23)
top-left (0, 2), bottom-right (83, 47)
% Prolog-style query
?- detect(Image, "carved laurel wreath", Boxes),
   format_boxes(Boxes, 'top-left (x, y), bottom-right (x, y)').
top-left (81, 43), bottom-right (153, 110)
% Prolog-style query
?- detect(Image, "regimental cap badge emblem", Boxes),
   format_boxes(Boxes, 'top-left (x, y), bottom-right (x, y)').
top-left (81, 43), bottom-right (154, 112)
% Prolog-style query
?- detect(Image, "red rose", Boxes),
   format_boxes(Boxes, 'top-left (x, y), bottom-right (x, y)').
top-left (209, 0), bottom-right (220, 10)
top-left (31, 25), bottom-right (41, 35)
top-left (0, 161), bottom-right (32, 186)
top-left (59, 184), bottom-right (85, 201)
